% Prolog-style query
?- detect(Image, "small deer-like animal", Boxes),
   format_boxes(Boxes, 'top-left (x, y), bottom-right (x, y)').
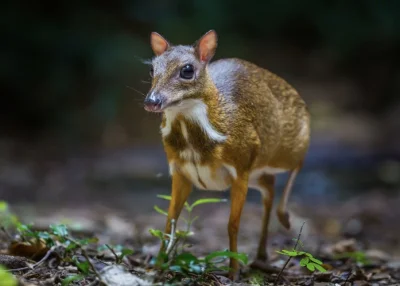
top-left (144, 30), bottom-right (310, 280)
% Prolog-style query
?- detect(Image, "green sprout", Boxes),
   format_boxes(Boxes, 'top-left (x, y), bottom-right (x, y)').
top-left (149, 195), bottom-right (248, 282)
top-left (276, 249), bottom-right (327, 272)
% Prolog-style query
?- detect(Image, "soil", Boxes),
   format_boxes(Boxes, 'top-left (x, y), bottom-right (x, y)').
top-left (1, 190), bottom-right (400, 285)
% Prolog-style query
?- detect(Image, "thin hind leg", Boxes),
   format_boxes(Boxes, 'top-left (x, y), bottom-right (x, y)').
top-left (251, 174), bottom-right (275, 262)
top-left (277, 162), bottom-right (302, 230)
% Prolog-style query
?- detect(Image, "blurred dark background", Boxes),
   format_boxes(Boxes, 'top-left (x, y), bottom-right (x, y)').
top-left (1, 0), bottom-right (400, 211)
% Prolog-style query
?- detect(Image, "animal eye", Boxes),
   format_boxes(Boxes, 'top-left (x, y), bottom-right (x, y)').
top-left (149, 66), bottom-right (154, 77)
top-left (180, 64), bottom-right (194, 79)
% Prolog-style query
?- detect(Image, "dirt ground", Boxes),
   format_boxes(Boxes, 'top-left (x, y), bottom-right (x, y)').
top-left (1, 188), bottom-right (400, 285)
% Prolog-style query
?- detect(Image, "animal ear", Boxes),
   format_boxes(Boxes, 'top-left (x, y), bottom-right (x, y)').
top-left (195, 30), bottom-right (218, 63)
top-left (150, 32), bottom-right (170, 56)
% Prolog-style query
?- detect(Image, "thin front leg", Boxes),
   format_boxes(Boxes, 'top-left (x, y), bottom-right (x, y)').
top-left (255, 174), bottom-right (275, 261)
top-left (160, 171), bottom-right (192, 253)
top-left (228, 173), bottom-right (249, 281)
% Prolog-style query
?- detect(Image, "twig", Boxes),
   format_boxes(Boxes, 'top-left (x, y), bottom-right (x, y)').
top-left (166, 219), bottom-right (176, 255)
top-left (275, 221), bottom-right (306, 285)
top-left (66, 236), bottom-right (106, 284)
top-left (344, 266), bottom-right (352, 285)
top-left (88, 279), bottom-right (100, 286)
top-left (7, 245), bottom-right (56, 272)
top-left (105, 244), bottom-right (120, 263)
top-left (169, 237), bottom-right (181, 259)
top-left (208, 273), bottom-right (224, 286)
top-left (81, 249), bottom-right (103, 279)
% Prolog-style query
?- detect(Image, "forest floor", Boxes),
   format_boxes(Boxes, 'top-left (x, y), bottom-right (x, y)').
top-left (1, 190), bottom-right (400, 286)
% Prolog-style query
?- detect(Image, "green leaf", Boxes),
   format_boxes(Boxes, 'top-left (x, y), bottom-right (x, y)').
top-left (176, 230), bottom-right (193, 238)
top-left (314, 263), bottom-right (327, 272)
top-left (276, 250), bottom-right (299, 256)
top-left (189, 263), bottom-right (203, 274)
top-left (50, 224), bottom-right (68, 237)
top-left (66, 242), bottom-right (78, 251)
top-left (184, 201), bottom-right (191, 212)
top-left (38, 231), bottom-right (51, 240)
top-left (154, 205), bottom-right (168, 216)
top-left (0, 266), bottom-right (18, 286)
top-left (157, 194), bottom-right (172, 201)
top-left (156, 251), bottom-right (168, 266)
top-left (190, 198), bottom-right (227, 210)
top-left (309, 256), bottom-right (323, 265)
top-left (292, 238), bottom-right (304, 248)
top-left (169, 265), bottom-right (183, 273)
top-left (75, 261), bottom-right (90, 275)
top-left (149, 229), bottom-right (164, 240)
top-left (62, 274), bottom-right (84, 286)
top-left (306, 262), bottom-right (315, 272)
top-left (120, 248), bottom-right (134, 258)
top-left (78, 237), bottom-right (99, 245)
top-left (0, 201), bottom-right (8, 212)
top-left (17, 223), bottom-right (34, 235)
top-left (97, 244), bottom-right (108, 251)
top-left (299, 257), bottom-right (309, 266)
top-left (205, 250), bottom-right (248, 265)
top-left (175, 253), bottom-right (199, 265)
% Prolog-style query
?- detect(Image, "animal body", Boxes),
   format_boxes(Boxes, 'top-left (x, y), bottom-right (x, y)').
top-left (144, 30), bottom-right (310, 280)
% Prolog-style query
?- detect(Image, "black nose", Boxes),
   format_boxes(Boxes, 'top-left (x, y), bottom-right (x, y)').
top-left (144, 97), bottom-right (161, 106)
top-left (144, 95), bottom-right (162, 112)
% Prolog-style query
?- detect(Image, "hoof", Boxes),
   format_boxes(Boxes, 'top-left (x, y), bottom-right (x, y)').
top-left (277, 210), bottom-right (291, 230)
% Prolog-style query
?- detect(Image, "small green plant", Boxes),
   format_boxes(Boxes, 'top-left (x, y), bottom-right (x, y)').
top-left (249, 272), bottom-right (264, 286)
top-left (150, 195), bottom-right (248, 282)
top-left (275, 222), bottom-right (326, 284)
top-left (0, 202), bottom-right (136, 286)
top-left (276, 249), bottom-right (327, 272)
top-left (0, 201), bottom-right (19, 229)
top-left (100, 244), bottom-right (134, 264)
top-left (334, 251), bottom-right (370, 266)
top-left (0, 208), bottom-right (102, 286)
top-left (0, 266), bottom-right (18, 286)
top-left (12, 222), bottom-right (101, 284)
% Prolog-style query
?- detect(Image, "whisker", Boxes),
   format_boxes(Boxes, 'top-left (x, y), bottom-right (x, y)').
top-left (126, 85), bottom-right (146, 96)
top-left (141, 80), bottom-right (151, 84)
top-left (134, 56), bottom-right (153, 66)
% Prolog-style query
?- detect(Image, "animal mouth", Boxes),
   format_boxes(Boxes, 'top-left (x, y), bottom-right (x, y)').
top-left (146, 99), bottom-right (183, 113)
top-left (144, 102), bottom-right (163, 113)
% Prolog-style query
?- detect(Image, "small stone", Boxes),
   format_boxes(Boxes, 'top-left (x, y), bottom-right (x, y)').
top-left (314, 271), bottom-right (333, 282)
top-left (353, 280), bottom-right (369, 286)
top-left (371, 273), bottom-right (391, 281)
top-left (331, 277), bottom-right (342, 283)
top-left (365, 249), bottom-right (391, 262)
top-left (387, 260), bottom-right (400, 270)
top-left (391, 270), bottom-right (400, 280)
top-left (100, 265), bottom-right (151, 286)
top-left (302, 279), bottom-right (313, 286)
top-left (338, 271), bottom-right (352, 281)
top-left (215, 275), bottom-right (232, 285)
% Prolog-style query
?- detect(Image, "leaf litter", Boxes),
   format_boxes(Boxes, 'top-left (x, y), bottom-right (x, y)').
top-left (0, 191), bottom-right (399, 285)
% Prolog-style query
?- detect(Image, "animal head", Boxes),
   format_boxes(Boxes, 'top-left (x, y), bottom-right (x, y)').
top-left (144, 30), bottom-right (218, 112)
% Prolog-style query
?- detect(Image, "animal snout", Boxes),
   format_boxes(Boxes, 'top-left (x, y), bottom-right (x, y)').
top-left (144, 93), bottom-right (162, 112)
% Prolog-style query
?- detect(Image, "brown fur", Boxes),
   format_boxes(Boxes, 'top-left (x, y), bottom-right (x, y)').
top-left (145, 30), bottom-right (310, 280)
